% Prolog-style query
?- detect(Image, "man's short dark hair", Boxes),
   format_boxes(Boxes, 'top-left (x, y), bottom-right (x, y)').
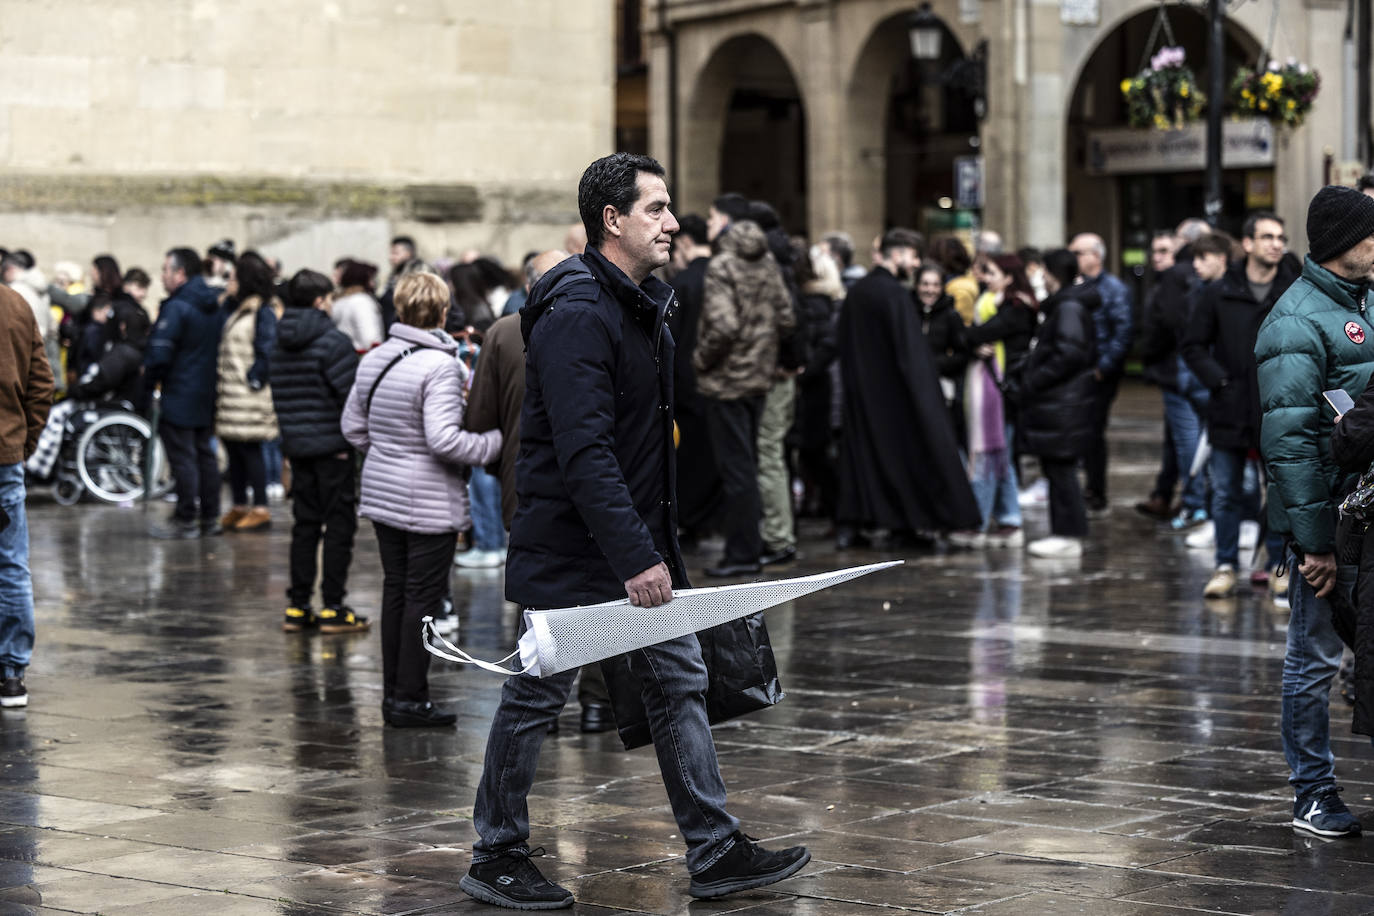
top-left (748, 200), bottom-right (780, 232)
top-left (711, 192), bottom-right (751, 223)
top-left (1242, 211), bottom-right (1284, 239)
top-left (166, 247), bottom-right (203, 279)
top-left (287, 269), bottom-right (333, 309)
top-left (1358, 173), bottom-right (1374, 193)
top-left (6, 250), bottom-right (34, 270)
top-left (1017, 245), bottom-right (1044, 266)
top-left (881, 227), bottom-right (925, 257)
top-left (578, 153), bottom-right (667, 249)
top-left (391, 236), bottom-right (416, 254)
top-left (823, 233), bottom-right (854, 268)
top-left (1042, 249), bottom-right (1078, 289)
top-left (677, 214), bottom-right (709, 247)
top-left (122, 267), bottom-right (150, 287)
top-left (1192, 232), bottom-right (1234, 258)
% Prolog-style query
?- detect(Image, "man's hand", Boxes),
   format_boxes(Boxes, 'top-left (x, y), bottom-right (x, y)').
top-left (1299, 552), bottom-right (1338, 599)
top-left (626, 562), bottom-right (673, 608)
top-left (1093, 369), bottom-right (1104, 382)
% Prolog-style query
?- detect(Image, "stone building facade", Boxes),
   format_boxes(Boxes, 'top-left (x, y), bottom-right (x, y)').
top-left (0, 0), bottom-right (613, 287)
top-left (647, 0), bottom-right (1368, 264)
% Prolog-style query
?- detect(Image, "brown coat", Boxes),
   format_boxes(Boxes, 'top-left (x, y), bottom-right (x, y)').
top-left (0, 286), bottom-right (53, 464)
top-left (693, 220), bottom-right (795, 400)
top-left (465, 313), bottom-right (525, 528)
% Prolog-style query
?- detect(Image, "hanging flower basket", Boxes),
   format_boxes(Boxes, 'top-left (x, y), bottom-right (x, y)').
top-left (1120, 46), bottom-right (1206, 130)
top-left (1231, 58), bottom-right (1320, 127)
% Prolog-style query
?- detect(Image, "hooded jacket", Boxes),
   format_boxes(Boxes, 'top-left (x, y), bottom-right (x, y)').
top-left (216, 295), bottom-right (280, 442)
top-left (1016, 286), bottom-right (1100, 460)
top-left (269, 306), bottom-right (358, 458)
top-left (143, 275), bottom-right (226, 429)
top-left (694, 220), bottom-right (795, 400)
top-left (341, 324), bottom-right (501, 535)
top-left (1180, 257), bottom-right (1299, 451)
top-left (1257, 256), bottom-right (1374, 554)
top-left (507, 245), bottom-right (684, 609)
top-left (69, 302), bottom-right (150, 407)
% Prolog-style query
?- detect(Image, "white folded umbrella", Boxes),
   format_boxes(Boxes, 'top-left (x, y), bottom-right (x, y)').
top-left (423, 560), bottom-right (903, 677)
top-left (1189, 429), bottom-right (1211, 480)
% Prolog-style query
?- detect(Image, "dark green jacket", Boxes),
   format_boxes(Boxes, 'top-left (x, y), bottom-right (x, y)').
top-left (1256, 256), bottom-right (1374, 554)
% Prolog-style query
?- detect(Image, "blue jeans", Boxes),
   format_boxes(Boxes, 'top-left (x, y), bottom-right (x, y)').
top-left (1282, 554), bottom-right (1357, 800)
top-left (261, 439), bottom-right (283, 486)
top-left (0, 464), bottom-right (34, 673)
top-left (969, 423), bottom-right (1021, 531)
top-left (1163, 381), bottom-right (1208, 513)
top-left (1209, 448), bottom-right (1246, 567)
top-left (472, 632), bottom-right (739, 874)
top-left (468, 467), bottom-right (506, 552)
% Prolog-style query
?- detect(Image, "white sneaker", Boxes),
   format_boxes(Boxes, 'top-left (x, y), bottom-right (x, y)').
top-left (1018, 479), bottom-right (1049, 507)
top-left (1185, 522), bottom-right (1215, 549)
top-left (987, 527), bottom-right (1024, 548)
top-left (1027, 536), bottom-right (1083, 558)
top-left (1239, 520), bottom-right (1260, 550)
top-left (266, 482), bottom-right (286, 501)
top-left (948, 530), bottom-right (986, 548)
top-left (454, 549), bottom-right (506, 569)
top-left (1203, 565), bottom-right (1238, 598)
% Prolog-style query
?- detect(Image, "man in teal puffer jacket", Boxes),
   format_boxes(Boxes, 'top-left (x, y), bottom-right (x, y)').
top-left (1256, 185), bottom-right (1374, 839)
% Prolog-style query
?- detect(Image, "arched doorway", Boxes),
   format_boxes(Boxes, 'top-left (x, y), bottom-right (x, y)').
top-left (845, 11), bottom-right (982, 247)
top-left (684, 34), bottom-right (807, 232)
top-left (1066, 7), bottom-right (1263, 280)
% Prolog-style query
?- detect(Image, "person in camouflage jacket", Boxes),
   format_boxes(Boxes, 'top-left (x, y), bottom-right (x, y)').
top-left (693, 216), bottom-right (794, 576)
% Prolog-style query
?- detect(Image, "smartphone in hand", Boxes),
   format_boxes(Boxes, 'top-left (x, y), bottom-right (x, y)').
top-left (1325, 388), bottom-right (1356, 416)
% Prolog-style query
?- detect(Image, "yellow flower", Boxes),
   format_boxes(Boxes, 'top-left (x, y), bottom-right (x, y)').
top-left (1242, 88), bottom-right (1253, 100)
top-left (1287, 99), bottom-right (1296, 110)
top-left (1154, 114), bottom-right (1169, 129)
top-left (1180, 83), bottom-right (1190, 98)
top-left (1259, 99), bottom-right (1269, 111)
top-left (1120, 78), bottom-right (1132, 95)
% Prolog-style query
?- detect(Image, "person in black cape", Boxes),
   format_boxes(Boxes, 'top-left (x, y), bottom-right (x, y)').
top-left (835, 227), bottom-right (981, 547)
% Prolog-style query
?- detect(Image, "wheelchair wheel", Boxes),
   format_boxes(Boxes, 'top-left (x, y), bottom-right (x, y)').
top-left (75, 413), bottom-right (164, 504)
top-left (52, 475), bottom-right (82, 506)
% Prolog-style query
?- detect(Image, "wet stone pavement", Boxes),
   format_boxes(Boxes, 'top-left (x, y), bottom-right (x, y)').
top-left (7, 382), bottom-right (1374, 915)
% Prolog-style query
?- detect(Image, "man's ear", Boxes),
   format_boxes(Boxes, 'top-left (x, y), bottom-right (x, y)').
top-left (602, 204), bottom-right (622, 240)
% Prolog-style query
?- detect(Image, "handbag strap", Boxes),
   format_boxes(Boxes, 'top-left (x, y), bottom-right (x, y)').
top-left (365, 346), bottom-right (414, 415)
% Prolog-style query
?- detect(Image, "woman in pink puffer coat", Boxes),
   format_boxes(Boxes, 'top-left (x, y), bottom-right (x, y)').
top-left (342, 272), bottom-right (502, 728)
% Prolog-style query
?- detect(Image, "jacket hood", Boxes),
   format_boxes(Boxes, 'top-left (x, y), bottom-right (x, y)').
top-left (169, 275), bottom-right (221, 314)
top-left (521, 247), bottom-right (673, 346)
top-left (718, 220), bottom-right (769, 261)
top-left (276, 306), bottom-right (339, 352)
top-left (1045, 284), bottom-right (1102, 313)
top-left (388, 322), bottom-right (459, 354)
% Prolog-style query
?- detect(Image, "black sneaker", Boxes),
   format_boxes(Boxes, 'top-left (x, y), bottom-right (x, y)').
top-left (0, 668), bottom-right (26, 709)
top-left (317, 605), bottom-right (370, 634)
top-left (460, 847), bottom-right (574, 910)
top-left (282, 606), bottom-right (316, 633)
top-left (1293, 786), bottom-right (1362, 838)
top-left (148, 518), bottom-right (200, 540)
top-left (385, 699), bottom-right (456, 728)
top-left (689, 831), bottom-right (810, 899)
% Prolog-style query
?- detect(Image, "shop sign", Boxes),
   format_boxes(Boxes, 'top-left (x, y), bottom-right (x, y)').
top-left (954, 155), bottom-right (984, 208)
top-left (1061, 0), bottom-right (1099, 26)
top-left (1085, 120), bottom-right (1274, 176)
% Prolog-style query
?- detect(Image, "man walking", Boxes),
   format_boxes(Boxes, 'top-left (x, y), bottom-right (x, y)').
top-left (0, 283), bottom-right (53, 708)
top-left (1070, 232), bottom-right (1134, 514)
top-left (1256, 185), bottom-right (1374, 837)
top-left (1184, 213), bottom-right (1297, 598)
top-left (694, 194), bottom-right (795, 577)
top-left (460, 154), bottom-right (809, 910)
top-left (144, 247), bottom-right (227, 539)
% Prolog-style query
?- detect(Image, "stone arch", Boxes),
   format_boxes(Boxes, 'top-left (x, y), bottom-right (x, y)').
top-left (840, 7), bottom-right (976, 258)
top-left (1063, 5), bottom-right (1265, 256)
top-left (680, 32), bottom-right (808, 229)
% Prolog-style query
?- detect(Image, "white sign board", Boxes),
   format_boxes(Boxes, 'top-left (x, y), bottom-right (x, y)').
top-left (1084, 120), bottom-right (1275, 176)
top-left (1061, 0), bottom-right (1099, 26)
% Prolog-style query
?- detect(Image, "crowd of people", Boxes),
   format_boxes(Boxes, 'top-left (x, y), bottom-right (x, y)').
top-left (3, 155), bottom-right (1374, 906)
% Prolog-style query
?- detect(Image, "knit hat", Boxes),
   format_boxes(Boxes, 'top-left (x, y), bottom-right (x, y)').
top-left (1307, 185), bottom-right (1374, 263)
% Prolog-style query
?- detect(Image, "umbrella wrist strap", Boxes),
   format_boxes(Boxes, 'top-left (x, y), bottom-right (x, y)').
top-left (421, 617), bottom-right (535, 675)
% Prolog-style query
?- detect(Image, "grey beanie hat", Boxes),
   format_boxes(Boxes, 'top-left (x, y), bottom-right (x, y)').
top-left (1307, 185), bottom-right (1374, 263)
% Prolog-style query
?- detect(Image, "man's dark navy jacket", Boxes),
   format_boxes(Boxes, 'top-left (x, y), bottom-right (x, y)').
top-left (506, 245), bottom-right (686, 609)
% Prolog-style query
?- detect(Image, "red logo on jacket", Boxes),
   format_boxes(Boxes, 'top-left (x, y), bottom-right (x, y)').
top-left (1347, 322), bottom-right (1366, 344)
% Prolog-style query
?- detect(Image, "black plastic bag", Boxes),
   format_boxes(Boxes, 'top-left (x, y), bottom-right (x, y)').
top-left (602, 612), bottom-right (785, 751)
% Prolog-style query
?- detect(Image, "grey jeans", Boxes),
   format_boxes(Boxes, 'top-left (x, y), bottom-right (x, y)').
top-left (471, 632), bottom-right (740, 873)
